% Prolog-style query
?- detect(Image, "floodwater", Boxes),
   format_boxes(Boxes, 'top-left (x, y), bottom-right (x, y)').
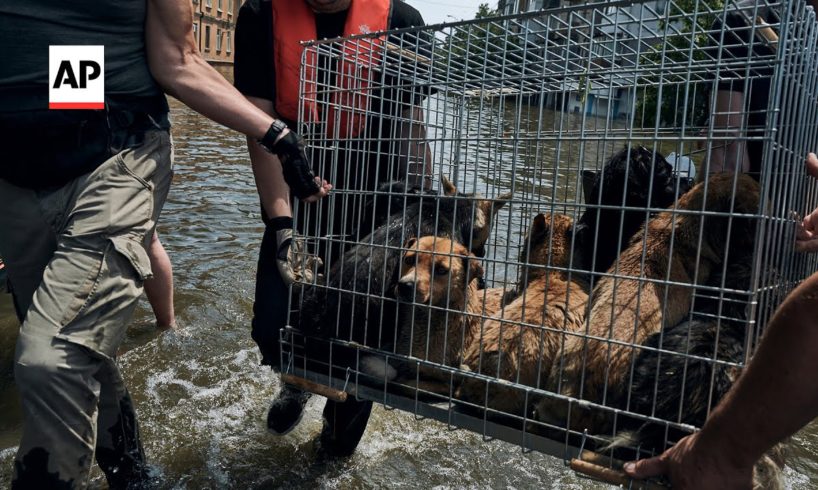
top-left (1, 98), bottom-right (817, 488)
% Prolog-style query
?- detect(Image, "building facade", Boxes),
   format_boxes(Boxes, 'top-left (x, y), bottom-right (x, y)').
top-left (192, 0), bottom-right (240, 76)
top-left (496, 0), bottom-right (669, 119)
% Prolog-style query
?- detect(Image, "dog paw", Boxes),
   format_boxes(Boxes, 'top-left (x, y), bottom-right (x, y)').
top-left (360, 356), bottom-right (398, 380)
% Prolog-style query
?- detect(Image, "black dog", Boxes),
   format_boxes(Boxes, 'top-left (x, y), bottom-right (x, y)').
top-left (288, 180), bottom-right (509, 380)
top-left (613, 317), bottom-right (746, 452)
top-left (574, 146), bottom-right (690, 275)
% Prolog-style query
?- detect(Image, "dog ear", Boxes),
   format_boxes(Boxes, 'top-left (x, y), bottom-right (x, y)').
top-left (404, 237), bottom-right (418, 250)
top-left (478, 191), bottom-right (512, 218)
top-left (441, 175), bottom-right (457, 196)
top-left (530, 213), bottom-right (548, 238)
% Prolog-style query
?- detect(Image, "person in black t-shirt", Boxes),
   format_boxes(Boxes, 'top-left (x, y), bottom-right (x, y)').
top-left (235, 0), bottom-right (431, 456)
top-left (705, 1), bottom-right (818, 177)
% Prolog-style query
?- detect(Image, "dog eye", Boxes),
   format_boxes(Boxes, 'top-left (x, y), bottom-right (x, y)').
top-left (404, 255), bottom-right (415, 267)
top-left (434, 265), bottom-right (449, 276)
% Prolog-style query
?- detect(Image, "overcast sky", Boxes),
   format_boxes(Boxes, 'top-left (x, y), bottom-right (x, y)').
top-left (403, 0), bottom-right (486, 25)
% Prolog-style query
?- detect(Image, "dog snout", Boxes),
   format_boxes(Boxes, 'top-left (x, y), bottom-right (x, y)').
top-left (396, 280), bottom-right (416, 301)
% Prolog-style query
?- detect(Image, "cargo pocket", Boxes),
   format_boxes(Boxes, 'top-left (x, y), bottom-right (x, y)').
top-left (109, 235), bottom-right (153, 282)
top-left (58, 235), bottom-right (153, 355)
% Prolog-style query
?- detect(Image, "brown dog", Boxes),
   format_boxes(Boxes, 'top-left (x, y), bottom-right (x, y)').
top-left (361, 236), bottom-right (485, 394)
top-left (542, 173), bottom-right (761, 430)
top-left (458, 213), bottom-right (589, 417)
top-left (477, 286), bottom-right (517, 318)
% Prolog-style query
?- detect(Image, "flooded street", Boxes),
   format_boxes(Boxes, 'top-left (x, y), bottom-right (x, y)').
top-left (1, 98), bottom-right (817, 488)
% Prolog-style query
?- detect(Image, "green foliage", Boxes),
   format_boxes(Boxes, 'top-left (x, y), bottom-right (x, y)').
top-left (635, 0), bottom-right (725, 129)
top-left (443, 3), bottom-right (521, 80)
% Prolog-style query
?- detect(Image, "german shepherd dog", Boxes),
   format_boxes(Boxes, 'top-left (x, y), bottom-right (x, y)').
top-left (538, 173), bottom-right (761, 431)
top-left (457, 213), bottom-right (588, 418)
top-left (362, 236), bottom-right (485, 393)
top-left (290, 179), bottom-right (510, 380)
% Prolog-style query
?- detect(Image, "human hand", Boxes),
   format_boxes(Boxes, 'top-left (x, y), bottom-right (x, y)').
top-left (797, 153), bottom-right (818, 253)
top-left (301, 176), bottom-right (332, 203)
top-left (259, 125), bottom-right (330, 201)
top-left (796, 208), bottom-right (818, 253)
top-left (807, 152), bottom-right (818, 180)
top-left (623, 433), bottom-right (754, 490)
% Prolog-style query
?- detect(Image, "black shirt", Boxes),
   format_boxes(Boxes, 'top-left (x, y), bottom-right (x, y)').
top-left (234, 0), bottom-right (425, 110)
top-left (0, 0), bottom-right (165, 112)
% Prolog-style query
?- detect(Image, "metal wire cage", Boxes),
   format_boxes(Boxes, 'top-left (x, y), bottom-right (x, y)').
top-left (283, 0), bottom-right (818, 481)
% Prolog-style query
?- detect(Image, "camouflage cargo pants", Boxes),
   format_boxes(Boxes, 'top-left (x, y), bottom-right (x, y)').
top-left (0, 129), bottom-right (173, 488)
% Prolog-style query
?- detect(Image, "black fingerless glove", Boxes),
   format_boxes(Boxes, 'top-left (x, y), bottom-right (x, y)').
top-left (259, 124), bottom-right (321, 200)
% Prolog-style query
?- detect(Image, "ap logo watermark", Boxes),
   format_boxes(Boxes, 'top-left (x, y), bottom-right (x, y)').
top-left (49, 45), bottom-right (104, 109)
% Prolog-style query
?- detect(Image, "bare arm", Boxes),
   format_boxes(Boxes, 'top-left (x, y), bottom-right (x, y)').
top-left (146, 0), bottom-right (273, 138)
top-left (625, 270), bottom-right (818, 487)
top-left (245, 96), bottom-right (295, 217)
top-left (145, 0), bottom-right (329, 201)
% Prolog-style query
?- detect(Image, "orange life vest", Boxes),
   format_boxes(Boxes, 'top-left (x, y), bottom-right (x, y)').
top-left (272, 0), bottom-right (390, 139)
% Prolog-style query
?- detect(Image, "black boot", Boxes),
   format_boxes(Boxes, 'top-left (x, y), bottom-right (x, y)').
top-left (267, 383), bottom-right (312, 435)
top-left (319, 398), bottom-right (373, 457)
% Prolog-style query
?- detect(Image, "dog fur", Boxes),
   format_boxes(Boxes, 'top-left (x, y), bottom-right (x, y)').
top-left (609, 239), bottom-right (784, 489)
top-left (291, 181), bottom-right (509, 378)
top-left (477, 286), bottom-right (517, 318)
top-left (574, 146), bottom-right (689, 275)
top-left (457, 213), bottom-right (589, 417)
top-left (382, 236), bottom-right (485, 392)
top-left (541, 173), bottom-right (761, 430)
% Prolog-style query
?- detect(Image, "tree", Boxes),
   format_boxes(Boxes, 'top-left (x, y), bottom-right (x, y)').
top-left (443, 3), bottom-right (520, 82)
top-left (635, 0), bottom-right (725, 129)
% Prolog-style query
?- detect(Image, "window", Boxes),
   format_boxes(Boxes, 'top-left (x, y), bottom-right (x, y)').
top-left (226, 32), bottom-right (232, 54)
top-left (205, 0), bottom-right (212, 8)
top-left (217, 0), bottom-right (223, 12)
top-left (204, 25), bottom-right (211, 51)
top-left (193, 23), bottom-right (199, 48)
top-left (228, 0), bottom-right (233, 15)
top-left (216, 28), bottom-right (222, 52)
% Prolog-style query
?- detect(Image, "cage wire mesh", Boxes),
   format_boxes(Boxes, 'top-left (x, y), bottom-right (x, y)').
top-left (282, 0), bottom-right (818, 478)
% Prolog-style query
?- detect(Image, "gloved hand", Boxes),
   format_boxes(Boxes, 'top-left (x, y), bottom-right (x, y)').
top-left (259, 123), bottom-right (321, 200)
top-left (274, 228), bottom-right (323, 285)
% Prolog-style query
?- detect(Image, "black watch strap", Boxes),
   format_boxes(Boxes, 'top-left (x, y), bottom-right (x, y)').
top-left (259, 119), bottom-right (288, 152)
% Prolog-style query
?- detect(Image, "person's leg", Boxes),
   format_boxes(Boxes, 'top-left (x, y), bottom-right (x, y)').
top-left (94, 361), bottom-right (149, 487)
top-left (144, 232), bottom-right (176, 329)
top-left (5, 130), bottom-right (172, 487)
top-left (253, 222), bottom-right (313, 434)
top-left (708, 90), bottom-right (751, 175)
top-left (320, 398), bottom-right (373, 457)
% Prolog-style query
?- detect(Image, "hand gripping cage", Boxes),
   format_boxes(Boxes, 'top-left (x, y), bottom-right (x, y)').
top-left (282, 0), bottom-right (818, 484)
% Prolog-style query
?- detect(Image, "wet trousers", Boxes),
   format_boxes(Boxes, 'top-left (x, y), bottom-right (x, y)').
top-left (0, 130), bottom-right (173, 488)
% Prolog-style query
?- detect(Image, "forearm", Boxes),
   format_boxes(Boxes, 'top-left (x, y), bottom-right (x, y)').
top-left (162, 57), bottom-right (273, 139)
top-left (698, 271), bottom-right (818, 466)
top-left (249, 137), bottom-right (292, 219)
